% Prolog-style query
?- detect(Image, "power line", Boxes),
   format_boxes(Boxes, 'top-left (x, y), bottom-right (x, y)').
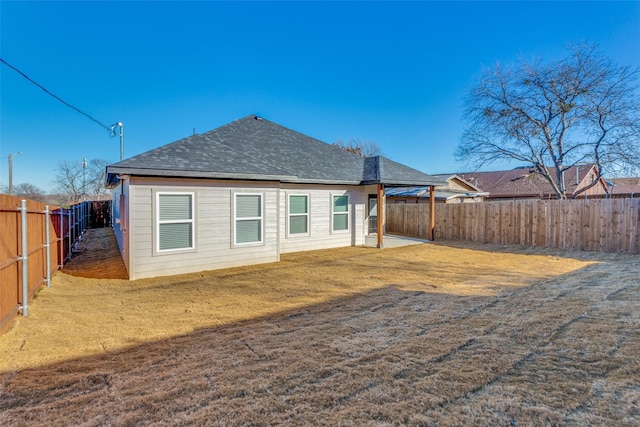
top-left (0, 57), bottom-right (116, 135)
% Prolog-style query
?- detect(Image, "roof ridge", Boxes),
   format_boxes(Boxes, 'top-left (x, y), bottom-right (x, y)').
top-left (199, 117), bottom-right (294, 177)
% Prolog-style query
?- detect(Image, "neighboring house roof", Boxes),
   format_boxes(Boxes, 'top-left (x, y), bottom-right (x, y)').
top-left (608, 178), bottom-right (640, 196)
top-left (106, 115), bottom-right (441, 187)
top-left (456, 164), bottom-right (606, 199)
top-left (431, 174), bottom-right (484, 192)
top-left (386, 174), bottom-right (487, 201)
top-left (385, 186), bottom-right (489, 201)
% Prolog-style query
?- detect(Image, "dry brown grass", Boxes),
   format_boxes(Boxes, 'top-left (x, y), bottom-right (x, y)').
top-left (0, 228), bottom-right (638, 426)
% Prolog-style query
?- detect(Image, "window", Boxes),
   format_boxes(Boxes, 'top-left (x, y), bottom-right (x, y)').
top-left (157, 192), bottom-right (194, 252)
top-left (235, 194), bottom-right (263, 245)
top-left (332, 194), bottom-right (349, 232)
top-left (288, 194), bottom-right (309, 235)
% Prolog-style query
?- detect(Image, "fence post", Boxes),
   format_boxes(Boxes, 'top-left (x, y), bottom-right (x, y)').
top-left (71, 206), bottom-right (76, 245)
top-left (68, 210), bottom-right (72, 262)
top-left (58, 209), bottom-right (63, 268)
top-left (45, 206), bottom-right (51, 288)
top-left (19, 200), bottom-right (29, 316)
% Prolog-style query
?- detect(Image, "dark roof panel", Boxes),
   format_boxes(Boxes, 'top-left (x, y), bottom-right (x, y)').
top-left (107, 115), bottom-right (438, 187)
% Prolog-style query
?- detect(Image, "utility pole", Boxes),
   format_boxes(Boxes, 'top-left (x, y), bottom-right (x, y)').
top-left (111, 122), bottom-right (124, 161)
top-left (118, 122), bottom-right (124, 161)
top-left (8, 151), bottom-right (22, 195)
top-left (82, 157), bottom-right (87, 201)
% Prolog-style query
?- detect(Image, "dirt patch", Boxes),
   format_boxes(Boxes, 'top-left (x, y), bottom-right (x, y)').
top-left (0, 229), bottom-right (638, 425)
top-left (63, 228), bottom-right (128, 279)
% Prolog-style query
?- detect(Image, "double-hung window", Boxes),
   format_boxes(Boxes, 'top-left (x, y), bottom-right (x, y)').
top-left (156, 192), bottom-right (195, 252)
top-left (288, 194), bottom-right (309, 236)
top-left (235, 193), bottom-right (263, 245)
top-left (332, 194), bottom-right (349, 232)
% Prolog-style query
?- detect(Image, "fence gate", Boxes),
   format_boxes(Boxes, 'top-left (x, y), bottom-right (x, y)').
top-left (89, 201), bottom-right (111, 228)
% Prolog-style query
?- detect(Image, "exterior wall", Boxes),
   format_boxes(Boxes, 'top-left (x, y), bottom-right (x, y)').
top-left (443, 177), bottom-right (478, 193)
top-left (278, 184), bottom-right (367, 254)
top-left (127, 177), bottom-right (279, 280)
top-left (119, 178), bottom-right (375, 280)
top-left (111, 178), bottom-right (130, 274)
top-left (576, 175), bottom-right (608, 197)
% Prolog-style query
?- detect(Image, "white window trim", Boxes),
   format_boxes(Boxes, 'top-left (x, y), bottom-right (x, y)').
top-left (287, 193), bottom-right (310, 238)
top-left (232, 192), bottom-right (265, 248)
top-left (331, 192), bottom-right (350, 234)
top-left (154, 191), bottom-right (196, 255)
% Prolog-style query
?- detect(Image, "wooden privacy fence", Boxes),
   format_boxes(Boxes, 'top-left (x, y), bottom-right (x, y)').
top-left (0, 195), bottom-right (93, 333)
top-left (387, 198), bottom-right (640, 254)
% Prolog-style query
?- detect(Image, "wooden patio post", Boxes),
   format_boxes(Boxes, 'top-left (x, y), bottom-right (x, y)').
top-left (429, 185), bottom-right (435, 241)
top-left (377, 183), bottom-right (384, 248)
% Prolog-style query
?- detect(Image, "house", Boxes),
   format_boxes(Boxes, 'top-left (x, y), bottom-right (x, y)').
top-left (607, 178), bottom-right (640, 198)
top-left (456, 164), bottom-right (608, 200)
top-left (386, 174), bottom-right (487, 204)
top-left (105, 115), bottom-right (441, 280)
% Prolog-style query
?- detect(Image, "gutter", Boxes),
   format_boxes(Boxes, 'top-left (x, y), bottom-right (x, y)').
top-left (446, 192), bottom-right (490, 201)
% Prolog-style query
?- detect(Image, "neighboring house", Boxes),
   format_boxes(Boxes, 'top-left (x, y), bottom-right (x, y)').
top-left (457, 164), bottom-right (608, 200)
top-left (106, 115), bottom-right (441, 280)
top-left (607, 178), bottom-right (640, 198)
top-left (386, 174), bottom-right (488, 204)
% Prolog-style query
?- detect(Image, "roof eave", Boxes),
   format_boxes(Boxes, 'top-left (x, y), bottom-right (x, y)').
top-left (105, 167), bottom-right (365, 187)
top-left (362, 179), bottom-right (443, 187)
top-left (283, 177), bottom-right (362, 185)
top-left (105, 167), bottom-right (297, 187)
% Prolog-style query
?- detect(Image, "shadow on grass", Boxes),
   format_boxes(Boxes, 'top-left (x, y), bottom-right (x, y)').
top-left (430, 238), bottom-right (615, 262)
top-left (2, 254), bottom-right (635, 426)
top-left (5, 228), bottom-right (636, 424)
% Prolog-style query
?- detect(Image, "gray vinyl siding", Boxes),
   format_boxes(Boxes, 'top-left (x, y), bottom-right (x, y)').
top-left (118, 178), bottom-right (373, 280)
top-left (279, 184), bottom-right (366, 254)
top-left (127, 177), bottom-right (279, 280)
top-left (111, 179), bottom-right (130, 274)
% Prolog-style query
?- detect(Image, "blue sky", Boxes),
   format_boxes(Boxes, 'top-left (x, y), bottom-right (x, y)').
top-left (1, 1), bottom-right (639, 192)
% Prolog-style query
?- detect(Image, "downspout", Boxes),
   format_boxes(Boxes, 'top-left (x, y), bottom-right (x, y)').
top-left (377, 183), bottom-right (384, 248)
top-left (276, 187), bottom-right (281, 261)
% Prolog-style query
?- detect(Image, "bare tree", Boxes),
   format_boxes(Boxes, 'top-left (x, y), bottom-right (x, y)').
top-left (456, 44), bottom-right (640, 199)
top-left (86, 159), bottom-right (110, 197)
top-left (53, 160), bottom-right (83, 204)
top-left (53, 158), bottom-right (111, 204)
top-left (10, 182), bottom-right (46, 202)
top-left (333, 139), bottom-right (384, 158)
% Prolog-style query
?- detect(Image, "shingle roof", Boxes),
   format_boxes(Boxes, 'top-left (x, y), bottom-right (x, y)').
top-left (106, 115), bottom-right (441, 187)
top-left (457, 164), bottom-right (605, 198)
top-left (608, 178), bottom-right (640, 195)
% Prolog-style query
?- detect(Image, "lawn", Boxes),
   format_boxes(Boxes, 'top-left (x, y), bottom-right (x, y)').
top-left (0, 229), bottom-right (638, 425)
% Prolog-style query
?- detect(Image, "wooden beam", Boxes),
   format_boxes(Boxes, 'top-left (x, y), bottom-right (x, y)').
top-left (429, 185), bottom-right (435, 240)
top-left (377, 183), bottom-right (384, 248)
